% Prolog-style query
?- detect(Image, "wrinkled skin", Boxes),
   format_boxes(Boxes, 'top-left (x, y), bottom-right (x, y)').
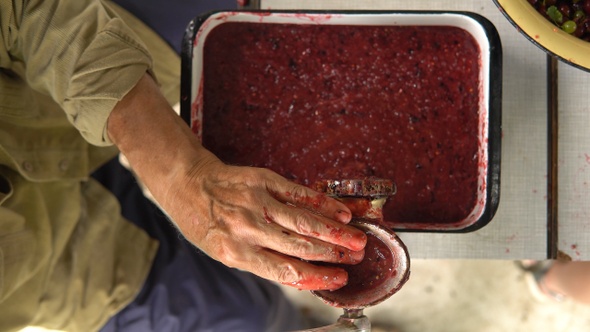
top-left (108, 74), bottom-right (367, 290)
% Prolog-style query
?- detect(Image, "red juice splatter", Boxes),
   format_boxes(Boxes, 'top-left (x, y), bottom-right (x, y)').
top-left (263, 207), bottom-right (274, 224)
top-left (325, 224), bottom-right (345, 240)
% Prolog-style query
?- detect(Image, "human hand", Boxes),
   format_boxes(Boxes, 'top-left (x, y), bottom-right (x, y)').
top-left (164, 154), bottom-right (367, 291)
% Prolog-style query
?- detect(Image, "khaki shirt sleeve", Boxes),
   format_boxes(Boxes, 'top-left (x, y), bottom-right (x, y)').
top-left (1, 0), bottom-right (153, 146)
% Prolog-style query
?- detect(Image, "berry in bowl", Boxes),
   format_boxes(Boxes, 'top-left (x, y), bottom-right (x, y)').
top-left (494, 0), bottom-right (590, 71)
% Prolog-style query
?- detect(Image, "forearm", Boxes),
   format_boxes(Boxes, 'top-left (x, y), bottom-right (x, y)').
top-left (106, 73), bottom-right (217, 217)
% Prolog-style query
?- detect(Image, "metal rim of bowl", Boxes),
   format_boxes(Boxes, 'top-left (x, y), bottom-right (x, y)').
top-left (493, 0), bottom-right (590, 72)
top-left (310, 220), bottom-right (411, 309)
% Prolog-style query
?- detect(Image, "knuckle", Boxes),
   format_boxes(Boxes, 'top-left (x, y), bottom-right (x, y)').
top-left (287, 237), bottom-right (314, 257)
top-left (257, 167), bottom-right (277, 178)
top-left (247, 167), bottom-right (276, 186)
top-left (209, 236), bottom-right (242, 268)
top-left (289, 185), bottom-right (309, 201)
top-left (294, 212), bottom-right (313, 235)
top-left (275, 262), bottom-right (302, 284)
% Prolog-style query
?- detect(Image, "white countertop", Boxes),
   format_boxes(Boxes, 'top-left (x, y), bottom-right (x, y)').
top-left (257, 0), bottom-right (590, 260)
top-left (557, 62), bottom-right (590, 261)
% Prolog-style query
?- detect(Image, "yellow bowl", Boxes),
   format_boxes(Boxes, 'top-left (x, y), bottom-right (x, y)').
top-left (494, 0), bottom-right (590, 72)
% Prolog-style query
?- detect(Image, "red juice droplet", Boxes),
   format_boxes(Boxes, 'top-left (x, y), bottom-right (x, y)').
top-left (263, 207), bottom-right (274, 224)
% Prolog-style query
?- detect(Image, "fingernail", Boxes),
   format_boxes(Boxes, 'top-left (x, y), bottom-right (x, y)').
top-left (350, 231), bottom-right (367, 251)
top-left (326, 269), bottom-right (348, 290)
top-left (335, 209), bottom-right (352, 223)
top-left (350, 249), bottom-right (365, 263)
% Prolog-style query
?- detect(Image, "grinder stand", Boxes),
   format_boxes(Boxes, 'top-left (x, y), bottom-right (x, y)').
top-left (297, 179), bottom-right (410, 332)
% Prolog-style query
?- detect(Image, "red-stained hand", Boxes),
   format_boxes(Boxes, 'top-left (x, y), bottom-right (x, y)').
top-left (165, 156), bottom-right (367, 291)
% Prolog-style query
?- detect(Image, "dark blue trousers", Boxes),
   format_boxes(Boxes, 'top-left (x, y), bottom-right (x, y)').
top-left (111, 0), bottom-right (237, 54)
top-left (92, 158), bottom-right (301, 331)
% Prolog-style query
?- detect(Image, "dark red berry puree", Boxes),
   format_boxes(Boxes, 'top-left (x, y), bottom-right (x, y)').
top-left (328, 231), bottom-right (395, 299)
top-left (201, 22), bottom-right (482, 225)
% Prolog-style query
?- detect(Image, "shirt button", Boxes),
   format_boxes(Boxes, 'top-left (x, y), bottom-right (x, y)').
top-left (59, 159), bottom-right (69, 172)
top-left (22, 161), bottom-right (33, 172)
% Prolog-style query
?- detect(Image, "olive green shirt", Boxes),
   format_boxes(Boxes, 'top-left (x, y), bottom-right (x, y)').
top-left (0, 1), bottom-right (180, 330)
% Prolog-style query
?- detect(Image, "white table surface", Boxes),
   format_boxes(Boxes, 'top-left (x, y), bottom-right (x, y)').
top-left (255, 0), bottom-right (590, 260)
top-left (558, 61), bottom-right (590, 261)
